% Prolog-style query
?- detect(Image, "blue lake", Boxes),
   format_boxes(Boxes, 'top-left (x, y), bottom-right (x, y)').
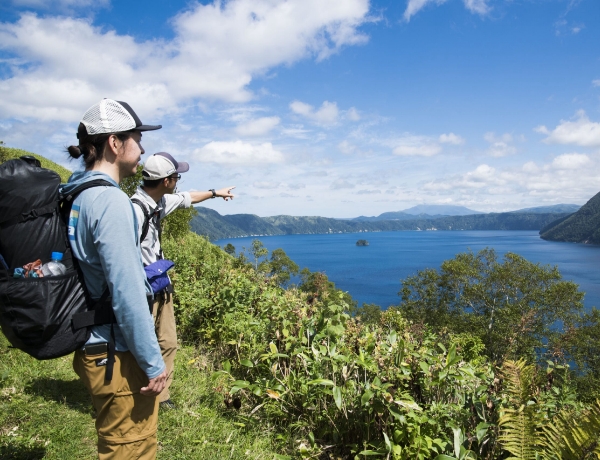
top-left (216, 231), bottom-right (600, 311)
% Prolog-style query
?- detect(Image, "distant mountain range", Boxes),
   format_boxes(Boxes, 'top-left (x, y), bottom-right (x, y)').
top-left (540, 193), bottom-right (600, 245)
top-left (352, 204), bottom-right (580, 221)
top-left (190, 204), bottom-right (579, 241)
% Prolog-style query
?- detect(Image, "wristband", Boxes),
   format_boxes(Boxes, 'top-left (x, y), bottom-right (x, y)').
top-left (209, 189), bottom-right (216, 198)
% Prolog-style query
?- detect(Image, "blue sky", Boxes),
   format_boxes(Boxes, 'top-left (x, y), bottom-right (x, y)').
top-left (0, 0), bottom-right (599, 217)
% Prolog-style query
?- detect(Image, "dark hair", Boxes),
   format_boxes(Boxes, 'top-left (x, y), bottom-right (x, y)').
top-left (67, 123), bottom-right (133, 169)
top-left (142, 178), bottom-right (163, 189)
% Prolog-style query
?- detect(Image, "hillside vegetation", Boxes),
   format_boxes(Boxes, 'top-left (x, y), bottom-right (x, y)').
top-left (2, 148), bottom-right (600, 458)
top-left (540, 191), bottom-right (600, 244)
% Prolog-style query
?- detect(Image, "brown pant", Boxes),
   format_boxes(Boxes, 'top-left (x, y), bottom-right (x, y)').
top-left (152, 293), bottom-right (177, 403)
top-left (73, 349), bottom-right (159, 460)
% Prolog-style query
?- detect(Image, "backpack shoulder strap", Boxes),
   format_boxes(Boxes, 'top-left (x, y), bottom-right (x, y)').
top-left (130, 198), bottom-right (152, 244)
top-left (59, 179), bottom-right (114, 225)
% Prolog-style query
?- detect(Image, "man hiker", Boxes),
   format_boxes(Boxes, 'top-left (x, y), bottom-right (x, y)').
top-left (131, 152), bottom-right (235, 409)
top-left (65, 99), bottom-right (166, 458)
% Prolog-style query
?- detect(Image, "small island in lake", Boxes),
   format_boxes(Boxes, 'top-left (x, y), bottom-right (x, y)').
top-left (356, 239), bottom-right (369, 246)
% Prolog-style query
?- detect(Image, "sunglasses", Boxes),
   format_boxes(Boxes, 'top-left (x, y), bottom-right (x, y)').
top-left (168, 174), bottom-right (181, 181)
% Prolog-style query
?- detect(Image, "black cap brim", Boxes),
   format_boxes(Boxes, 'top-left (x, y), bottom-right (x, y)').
top-left (135, 124), bottom-right (162, 132)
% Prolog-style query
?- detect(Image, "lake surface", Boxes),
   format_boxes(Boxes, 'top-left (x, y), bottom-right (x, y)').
top-left (216, 231), bottom-right (600, 311)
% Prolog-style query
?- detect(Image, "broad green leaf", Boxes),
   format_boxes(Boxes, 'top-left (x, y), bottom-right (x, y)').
top-left (452, 427), bottom-right (461, 458)
top-left (222, 360), bottom-right (231, 373)
top-left (240, 359), bottom-right (254, 367)
top-left (383, 432), bottom-right (392, 453)
top-left (232, 380), bottom-right (250, 388)
top-left (269, 342), bottom-right (278, 354)
top-left (446, 344), bottom-right (460, 367)
top-left (388, 330), bottom-right (397, 345)
top-left (475, 422), bottom-right (490, 443)
top-left (361, 389), bottom-right (374, 406)
top-left (333, 385), bottom-right (342, 410)
top-left (388, 405), bottom-right (403, 421)
top-left (357, 450), bottom-right (385, 457)
top-left (433, 456), bottom-right (456, 460)
top-left (419, 361), bottom-right (430, 374)
top-left (307, 379), bottom-right (335, 386)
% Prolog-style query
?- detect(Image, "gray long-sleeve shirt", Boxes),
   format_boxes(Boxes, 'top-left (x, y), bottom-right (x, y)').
top-left (62, 171), bottom-right (165, 379)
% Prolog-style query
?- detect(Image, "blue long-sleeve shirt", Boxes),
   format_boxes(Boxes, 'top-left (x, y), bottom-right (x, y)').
top-left (61, 171), bottom-right (165, 379)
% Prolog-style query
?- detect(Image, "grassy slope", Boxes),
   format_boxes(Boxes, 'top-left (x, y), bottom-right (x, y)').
top-left (0, 146), bottom-right (72, 183)
top-left (0, 334), bottom-right (278, 459)
top-left (0, 146), bottom-right (278, 459)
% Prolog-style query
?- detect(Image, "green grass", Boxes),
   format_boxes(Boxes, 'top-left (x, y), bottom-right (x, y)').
top-left (0, 145), bottom-right (72, 183)
top-left (0, 334), bottom-right (279, 459)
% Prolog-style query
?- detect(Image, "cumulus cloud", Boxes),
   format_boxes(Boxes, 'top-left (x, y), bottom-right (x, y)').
top-left (422, 152), bottom-right (600, 205)
top-left (192, 140), bottom-right (284, 164)
top-left (535, 111), bottom-right (600, 147)
top-left (551, 153), bottom-right (591, 170)
top-left (439, 132), bottom-right (465, 145)
top-left (290, 100), bottom-right (340, 124)
top-left (234, 116), bottom-right (280, 136)
top-left (484, 132), bottom-right (516, 157)
top-left (330, 179), bottom-right (355, 189)
top-left (392, 136), bottom-right (441, 156)
top-left (346, 107), bottom-right (360, 121)
top-left (0, 0), bottom-right (371, 121)
top-left (463, 0), bottom-right (490, 15)
top-left (404, 0), bottom-right (489, 21)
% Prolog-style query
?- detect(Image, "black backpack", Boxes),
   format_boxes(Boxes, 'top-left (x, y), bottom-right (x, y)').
top-left (0, 156), bottom-right (114, 362)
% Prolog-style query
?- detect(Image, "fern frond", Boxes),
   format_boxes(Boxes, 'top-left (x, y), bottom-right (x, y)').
top-left (540, 400), bottom-right (600, 459)
top-left (498, 360), bottom-right (541, 459)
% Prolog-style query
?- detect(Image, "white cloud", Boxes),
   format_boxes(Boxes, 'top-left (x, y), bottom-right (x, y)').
top-left (535, 111), bottom-right (600, 147)
top-left (253, 181), bottom-right (280, 189)
top-left (0, 0), bottom-right (371, 121)
top-left (403, 0), bottom-right (489, 21)
top-left (439, 132), bottom-right (465, 145)
top-left (593, 79), bottom-right (600, 87)
top-left (290, 100), bottom-right (340, 125)
top-left (192, 140), bottom-right (284, 164)
top-left (234, 116), bottom-right (280, 136)
top-left (484, 132), bottom-right (516, 157)
top-left (357, 189), bottom-right (381, 194)
top-left (338, 140), bottom-right (356, 154)
top-left (392, 136), bottom-right (441, 156)
top-left (404, 0), bottom-right (447, 22)
top-left (551, 153), bottom-right (591, 170)
top-left (463, 0), bottom-right (490, 15)
top-left (346, 107), bottom-right (360, 121)
top-left (330, 179), bottom-right (355, 189)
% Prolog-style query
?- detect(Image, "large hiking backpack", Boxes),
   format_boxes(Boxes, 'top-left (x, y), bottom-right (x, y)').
top-left (0, 156), bottom-right (113, 360)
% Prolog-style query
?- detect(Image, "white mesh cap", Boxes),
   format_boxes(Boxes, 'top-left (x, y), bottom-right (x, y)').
top-left (80, 99), bottom-right (161, 135)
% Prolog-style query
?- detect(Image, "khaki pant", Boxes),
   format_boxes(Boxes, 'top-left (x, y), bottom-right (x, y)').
top-left (152, 293), bottom-right (177, 403)
top-left (73, 349), bottom-right (159, 460)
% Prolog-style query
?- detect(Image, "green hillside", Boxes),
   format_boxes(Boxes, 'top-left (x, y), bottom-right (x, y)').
top-left (0, 144), bottom-right (73, 183)
top-left (192, 206), bottom-right (572, 241)
top-left (540, 191), bottom-right (600, 244)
